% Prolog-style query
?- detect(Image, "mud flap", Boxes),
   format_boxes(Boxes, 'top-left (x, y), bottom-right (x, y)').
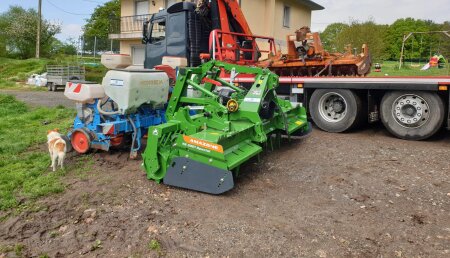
top-left (163, 157), bottom-right (234, 195)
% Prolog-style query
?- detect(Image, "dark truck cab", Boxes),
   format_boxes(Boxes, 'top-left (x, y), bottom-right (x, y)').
top-left (142, 2), bottom-right (210, 69)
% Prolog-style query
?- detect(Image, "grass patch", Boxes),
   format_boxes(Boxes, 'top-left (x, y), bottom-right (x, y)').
top-left (0, 56), bottom-right (108, 89)
top-left (0, 79), bottom-right (16, 88)
top-left (0, 243), bottom-right (25, 256)
top-left (148, 239), bottom-right (163, 256)
top-left (369, 60), bottom-right (449, 77)
top-left (0, 94), bottom-right (75, 210)
top-left (0, 57), bottom-right (48, 81)
top-left (0, 57), bottom-right (49, 89)
top-left (89, 239), bottom-right (103, 252)
top-left (85, 65), bottom-right (108, 83)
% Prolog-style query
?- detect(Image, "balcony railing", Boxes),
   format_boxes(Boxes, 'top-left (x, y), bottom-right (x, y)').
top-left (109, 14), bottom-right (153, 35)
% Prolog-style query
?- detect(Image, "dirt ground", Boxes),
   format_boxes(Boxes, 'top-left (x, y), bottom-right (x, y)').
top-left (0, 91), bottom-right (449, 257)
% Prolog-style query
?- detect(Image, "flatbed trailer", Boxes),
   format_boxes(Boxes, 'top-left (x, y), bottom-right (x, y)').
top-left (233, 76), bottom-right (450, 140)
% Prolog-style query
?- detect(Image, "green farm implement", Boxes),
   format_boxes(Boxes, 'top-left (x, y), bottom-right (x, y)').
top-left (142, 61), bottom-right (311, 194)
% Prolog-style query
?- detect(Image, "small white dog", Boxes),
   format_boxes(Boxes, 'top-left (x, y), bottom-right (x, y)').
top-left (47, 129), bottom-right (67, 171)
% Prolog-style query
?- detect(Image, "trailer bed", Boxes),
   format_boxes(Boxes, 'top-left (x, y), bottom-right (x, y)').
top-left (233, 76), bottom-right (450, 90)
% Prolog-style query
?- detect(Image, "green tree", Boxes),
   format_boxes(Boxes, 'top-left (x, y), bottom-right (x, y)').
top-left (334, 20), bottom-right (389, 61)
top-left (384, 18), bottom-right (439, 61)
top-left (83, 0), bottom-right (120, 52)
top-left (437, 21), bottom-right (450, 59)
top-left (0, 14), bottom-right (7, 56)
top-left (0, 6), bottom-right (61, 59)
top-left (51, 38), bottom-right (78, 56)
top-left (320, 23), bottom-right (349, 51)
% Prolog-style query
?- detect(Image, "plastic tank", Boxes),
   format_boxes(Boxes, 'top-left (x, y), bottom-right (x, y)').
top-left (102, 69), bottom-right (169, 114)
top-left (64, 81), bottom-right (105, 103)
top-left (101, 54), bottom-right (132, 69)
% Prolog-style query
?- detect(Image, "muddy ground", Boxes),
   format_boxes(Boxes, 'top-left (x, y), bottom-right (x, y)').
top-left (0, 90), bottom-right (449, 257)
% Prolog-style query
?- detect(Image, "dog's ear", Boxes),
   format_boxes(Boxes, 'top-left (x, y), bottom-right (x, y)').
top-left (47, 130), bottom-right (52, 134)
top-left (54, 128), bottom-right (59, 132)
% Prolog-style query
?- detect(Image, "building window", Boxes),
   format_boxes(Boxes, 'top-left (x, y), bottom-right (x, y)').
top-left (283, 5), bottom-right (290, 28)
top-left (135, 0), bottom-right (149, 16)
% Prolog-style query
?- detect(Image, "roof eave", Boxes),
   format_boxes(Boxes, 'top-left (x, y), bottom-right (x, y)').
top-left (297, 0), bottom-right (325, 11)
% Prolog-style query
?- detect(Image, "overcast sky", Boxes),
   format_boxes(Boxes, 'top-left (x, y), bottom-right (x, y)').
top-left (311, 0), bottom-right (450, 31)
top-left (0, 0), bottom-right (449, 41)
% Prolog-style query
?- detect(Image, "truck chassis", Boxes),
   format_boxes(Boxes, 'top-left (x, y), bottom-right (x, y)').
top-left (233, 76), bottom-right (450, 140)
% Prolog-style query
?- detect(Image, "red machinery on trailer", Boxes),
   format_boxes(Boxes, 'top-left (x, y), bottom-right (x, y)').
top-left (143, 0), bottom-right (450, 140)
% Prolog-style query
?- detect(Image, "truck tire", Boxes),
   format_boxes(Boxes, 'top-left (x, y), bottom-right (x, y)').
top-left (380, 91), bottom-right (445, 140)
top-left (309, 89), bottom-right (363, 132)
top-left (51, 83), bottom-right (57, 92)
top-left (47, 82), bottom-right (53, 91)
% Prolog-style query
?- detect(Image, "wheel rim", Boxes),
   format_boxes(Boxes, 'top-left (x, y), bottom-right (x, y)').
top-left (318, 92), bottom-right (348, 123)
top-left (71, 130), bottom-right (90, 154)
top-left (392, 94), bottom-right (430, 128)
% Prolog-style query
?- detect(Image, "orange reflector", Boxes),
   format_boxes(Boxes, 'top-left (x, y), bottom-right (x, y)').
top-left (438, 85), bottom-right (448, 91)
top-left (297, 83), bottom-right (303, 88)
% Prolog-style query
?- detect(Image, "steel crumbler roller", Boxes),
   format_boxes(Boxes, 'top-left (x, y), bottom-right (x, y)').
top-left (142, 60), bottom-right (311, 194)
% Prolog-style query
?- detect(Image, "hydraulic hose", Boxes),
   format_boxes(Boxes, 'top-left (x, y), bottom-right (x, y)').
top-left (97, 98), bottom-right (120, 115)
top-left (128, 116), bottom-right (137, 154)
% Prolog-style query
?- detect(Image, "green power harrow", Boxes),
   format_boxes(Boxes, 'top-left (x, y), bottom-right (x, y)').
top-left (142, 60), bottom-right (311, 194)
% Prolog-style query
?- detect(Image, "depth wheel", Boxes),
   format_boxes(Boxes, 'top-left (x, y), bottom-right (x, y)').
top-left (71, 129), bottom-right (92, 154)
top-left (380, 91), bottom-right (445, 140)
top-left (309, 89), bottom-right (363, 132)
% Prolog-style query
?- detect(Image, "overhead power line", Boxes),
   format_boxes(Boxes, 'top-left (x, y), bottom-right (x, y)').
top-left (45, 0), bottom-right (91, 16)
top-left (82, 0), bottom-right (105, 4)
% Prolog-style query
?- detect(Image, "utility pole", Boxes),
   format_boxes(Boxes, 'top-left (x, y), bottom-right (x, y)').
top-left (36, 0), bottom-right (42, 58)
top-left (81, 35), bottom-right (84, 58)
top-left (93, 36), bottom-right (97, 60)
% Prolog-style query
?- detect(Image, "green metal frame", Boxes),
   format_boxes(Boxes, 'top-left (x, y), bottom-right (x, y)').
top-left (142, 60), bottom-right (310, 191)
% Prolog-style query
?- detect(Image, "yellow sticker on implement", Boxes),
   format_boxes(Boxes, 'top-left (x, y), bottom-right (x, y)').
top-left (295, 121), bottom-right (304, 126)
